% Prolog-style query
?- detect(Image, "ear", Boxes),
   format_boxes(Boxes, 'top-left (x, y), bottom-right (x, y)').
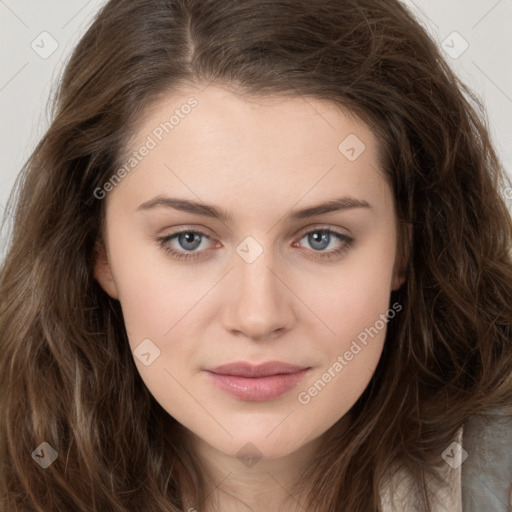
top-left (391, 222), bottom-right (412, 291)
top-left (93, 238), bottom-right (120, 300)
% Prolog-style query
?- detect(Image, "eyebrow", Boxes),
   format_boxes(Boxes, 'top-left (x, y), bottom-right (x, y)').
top-left (137, 195), bottom-right (371, 222)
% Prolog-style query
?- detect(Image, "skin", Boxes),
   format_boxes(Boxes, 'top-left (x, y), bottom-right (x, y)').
top-left (94, 83), bottom-right (406, 511)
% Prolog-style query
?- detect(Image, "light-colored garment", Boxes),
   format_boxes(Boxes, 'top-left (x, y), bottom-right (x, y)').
top-left (379, 409), bottom-right (512, 512)
top-left (379, 427), bottom-right (463, 512)
top-left (461, 409), bottom-right (512, 511)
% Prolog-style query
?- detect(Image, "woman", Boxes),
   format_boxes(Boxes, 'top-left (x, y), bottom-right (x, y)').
top-left (1, 0), bottom-right (511, 510)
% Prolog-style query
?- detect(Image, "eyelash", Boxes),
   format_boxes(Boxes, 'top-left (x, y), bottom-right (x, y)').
top-left (156, 227), bottom-right (354, 262)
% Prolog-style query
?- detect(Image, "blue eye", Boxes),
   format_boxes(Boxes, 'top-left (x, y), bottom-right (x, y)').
top-left (157, 229), bottom-right (211, 260)
top-left (296, 229), bottom-right (354, 260)
top-left (156, 228), bottom-right (354, 261)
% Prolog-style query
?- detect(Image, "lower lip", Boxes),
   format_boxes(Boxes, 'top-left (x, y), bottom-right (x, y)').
top-left (204, 368), bottom-right (311, 401)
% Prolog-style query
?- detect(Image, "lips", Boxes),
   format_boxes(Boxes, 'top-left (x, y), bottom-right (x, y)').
top-left (204, 361), bottom-right (311, 401)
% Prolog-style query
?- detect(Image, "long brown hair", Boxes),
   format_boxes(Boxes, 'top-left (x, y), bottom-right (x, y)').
top-left (1, 0), bottom-right (512, 510)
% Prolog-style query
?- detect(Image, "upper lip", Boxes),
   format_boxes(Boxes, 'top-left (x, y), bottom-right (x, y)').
top-left (206, 361), bottom-right (309, 378)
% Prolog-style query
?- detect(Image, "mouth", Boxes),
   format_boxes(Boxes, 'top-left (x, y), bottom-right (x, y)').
top-left (204, 361), bottom-right (312, 401)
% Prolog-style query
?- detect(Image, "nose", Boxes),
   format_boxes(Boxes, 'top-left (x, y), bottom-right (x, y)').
top-left (221, 252), bottom-right (296, 341)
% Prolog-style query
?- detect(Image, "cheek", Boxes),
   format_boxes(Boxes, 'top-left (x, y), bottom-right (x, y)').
top-left (295, 277), bottom-right (393, 433)
top-left (293, 238), bottom-right (395, 417)
top-left (107, 224), bottom-right (209, 345)
top-left (304, 239), bottom-right (396, 347)
top-left (109, 246), bottom-right (204, 414)
top-left (114, 269), bottom-right (171, 344)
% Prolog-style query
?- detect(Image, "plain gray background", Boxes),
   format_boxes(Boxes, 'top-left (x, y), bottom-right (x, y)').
top-left (1, 0), bottom-right (511, 260)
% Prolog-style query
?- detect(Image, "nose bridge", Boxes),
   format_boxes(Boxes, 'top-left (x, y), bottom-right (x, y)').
top-left (222, 238), bottom-right (294, 339)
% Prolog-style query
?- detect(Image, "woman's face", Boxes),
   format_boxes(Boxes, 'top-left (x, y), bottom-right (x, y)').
top-left (94, 84), bottom-right (405, 462)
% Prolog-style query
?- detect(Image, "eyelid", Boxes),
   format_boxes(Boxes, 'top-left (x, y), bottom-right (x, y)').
top-left (158, 223), bottom-right (350, 245)
top-left (295, 223), bottom-right (352, 238)
top-left (156, 224), bottom-right (354, 261)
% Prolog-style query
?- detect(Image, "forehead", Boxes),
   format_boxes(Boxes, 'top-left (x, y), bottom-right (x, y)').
top-left (126, 82), bottom-right (379, 161)
top-left (109, 84), bottom-right (391, 218)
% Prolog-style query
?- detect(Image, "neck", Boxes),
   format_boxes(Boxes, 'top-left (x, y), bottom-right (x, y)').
top-left (182, 434), bottom-right (321, 512)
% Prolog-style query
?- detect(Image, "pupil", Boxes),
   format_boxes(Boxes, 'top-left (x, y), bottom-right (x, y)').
top-left (181, 232), bottom-right (200, 250)
top-left (310, 231), bottom-right (329, 250)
